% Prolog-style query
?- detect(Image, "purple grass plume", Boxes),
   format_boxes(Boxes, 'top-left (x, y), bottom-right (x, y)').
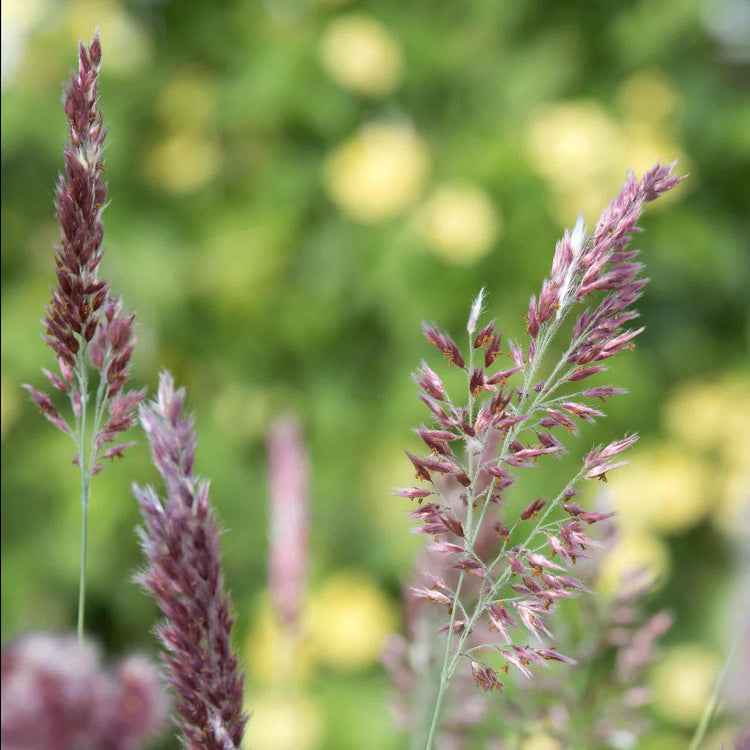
top-left (267, 416), bottom-right (310, 632)
top-left (1, 633), bottom-right (165, 750)
top-left (133, 372), bottom-right (247, 749)
top-left (396, 163), bottom-right (685, 746)
top-left (24, 33), bottom-right (143, 465)
top-left (22, 34), bottom-right (144, 638)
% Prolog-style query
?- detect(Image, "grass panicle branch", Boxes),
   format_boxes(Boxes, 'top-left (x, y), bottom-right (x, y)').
top-left (395, 163), bottom-right (685, 747)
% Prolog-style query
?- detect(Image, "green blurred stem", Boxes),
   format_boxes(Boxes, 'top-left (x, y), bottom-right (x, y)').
top-left (688, 638), bottom-right (737, 750)
top-left (425, 570), bottom-right (466, 750)
top-left (76, 357), bottom-right (90, 641)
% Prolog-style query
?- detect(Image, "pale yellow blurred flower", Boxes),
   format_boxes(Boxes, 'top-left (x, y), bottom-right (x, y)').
top-left (65, 0), bottom-right (152, 75)
top-left (549, 186), bottom-right (621, 228)
top-left (520, 733), bottom-right (563, 750)
top-left (323, 122), bottom-right (430, 222)
top-left (650, 644), bottom-right (719, 728)
top-left (1, 0), bottom-right (49, 24)
top-left (616, 71), bottom-right (681, 124)
top-left (244, 694), bottom-right (323, 750)
top-left (597, 532), bottom-right (671, 595)
top-left (663, 376), bottom-right (750, 468)
top-left (1, 372), bottom-right (21, 440)
top-left (1, 0), bottom-right (51, 88)
top-left (526, 100), bottom-right (687, 224)
top-left (527, 102), bottom-right (625, 226)
top-left (154, 71), bottom-right (217, 133)
top-left (413, 183), bottom-right (502, 264)
top-left (308, 570), bottom-right (396, 671)
top-left (717, 464), bottom-right (750, 537)
top-left (619, 122), bottom-right (687, 206)
top-left (245, 594), bottom-right (315, 686)
top-left (662, 377), bottom-right (750, 535)
top-left (145, 133), bottom-right (222, 194)
top-left (606, 445), bottom-right (711, 534)
top-left (319, 15), bottom-right (403, 96)
top-left (526, 101), bottom-right (622, 191)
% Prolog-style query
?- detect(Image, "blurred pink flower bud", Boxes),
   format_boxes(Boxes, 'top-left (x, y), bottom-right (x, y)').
top-left (268, 415), bottom-right (310, 631)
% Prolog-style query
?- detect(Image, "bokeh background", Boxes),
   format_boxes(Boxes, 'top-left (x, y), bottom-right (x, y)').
top-left (2, 0), bottom-right (749, 747)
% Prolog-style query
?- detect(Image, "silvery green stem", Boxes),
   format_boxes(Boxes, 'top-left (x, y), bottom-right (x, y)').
top-left (425, 570), bottom-right (465, 750)
top-left (425, 328), bottom-right (482, 746)
top-left (76, 357), bottom-right (90, 640)
top-left (688, 638), bottom-right (737, 750)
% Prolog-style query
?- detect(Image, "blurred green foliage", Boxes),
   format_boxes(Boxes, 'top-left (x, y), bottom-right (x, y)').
top-left (1, 0), bottom-right (748, 747)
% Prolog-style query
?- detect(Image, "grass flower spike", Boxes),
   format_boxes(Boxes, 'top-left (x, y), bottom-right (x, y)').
top-left (22, 34), bottom-right (144, 639)
top-left (133, 372), bottom-right (246, 749)
top-left (396, 163), bottom-right (684, 747)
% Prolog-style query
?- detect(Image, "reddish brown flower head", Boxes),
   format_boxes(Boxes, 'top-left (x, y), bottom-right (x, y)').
top-left (134, 373), bottom-right (247, 749)
top-left (470, 661), bottom-right (503, 692)
top-left (44, 35), bottom-right (110, 369)
top-left (423, 323), bottom-right (466, 369)
top-left (520, 497), bottom-right (547, 521)
top-left (25, 35), bottom-right (141, 477)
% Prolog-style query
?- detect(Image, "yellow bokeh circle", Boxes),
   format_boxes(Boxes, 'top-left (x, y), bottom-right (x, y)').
top-left (414, 183), bottom-right (502, 264)
top-left (319, 15), bottom-right (403, 96)
top-left (323, 123), bottom-right (430, 223)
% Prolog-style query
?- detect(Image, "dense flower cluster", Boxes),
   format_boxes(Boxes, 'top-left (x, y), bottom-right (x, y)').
top-left (0, 633), bottom-right (164, 750)
top-left (134, 372), bottom-right (246, 749)
top-left (23, 35), bottom-right (143, 465)
top-left (395, 164), bottom-right (684, 742)
top-left (45, 36), bottom-right (108, 368)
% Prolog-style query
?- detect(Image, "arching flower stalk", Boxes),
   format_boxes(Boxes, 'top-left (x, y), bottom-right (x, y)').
top-left (393, 163), bottom-right (684, 748)
top-left (22, 35), bottom-right (144, 639)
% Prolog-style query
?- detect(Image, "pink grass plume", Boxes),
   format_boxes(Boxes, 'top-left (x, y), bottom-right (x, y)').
top-left (267, 415), bottom-right (310, 632)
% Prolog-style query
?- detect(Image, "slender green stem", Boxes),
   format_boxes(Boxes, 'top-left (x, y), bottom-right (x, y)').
top-left (688, 638), bottom-right (738, 750)
top-left (77, 476), bottom-right (89, 640)
top-left (425, 570), bottom-right (466, 749)
top-left (76, 356), bottom-right (90, 641)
